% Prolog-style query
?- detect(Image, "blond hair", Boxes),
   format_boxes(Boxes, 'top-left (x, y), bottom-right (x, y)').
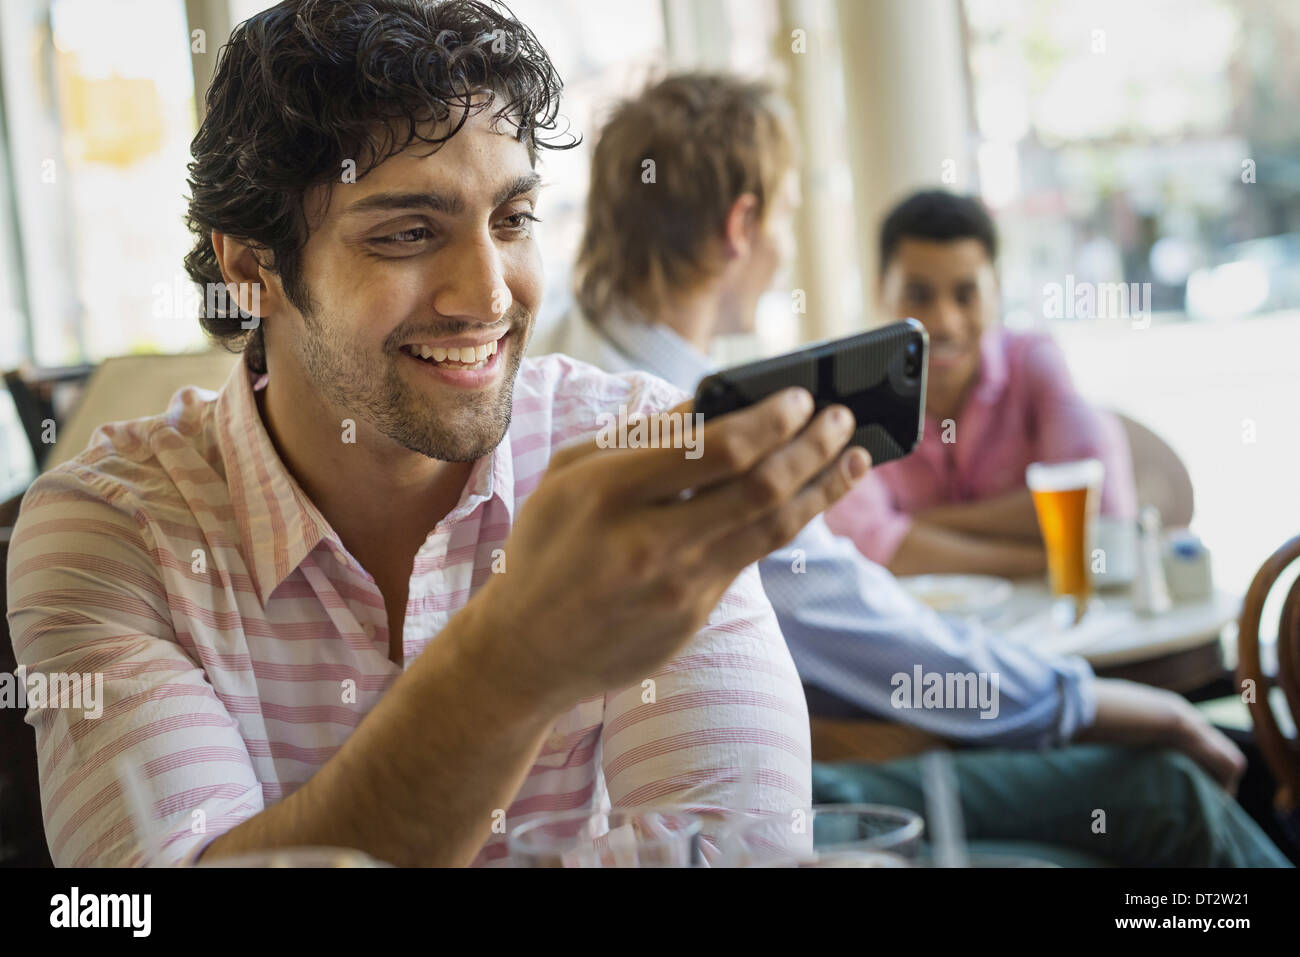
top-left (575, 72), bottom-right (794, 322)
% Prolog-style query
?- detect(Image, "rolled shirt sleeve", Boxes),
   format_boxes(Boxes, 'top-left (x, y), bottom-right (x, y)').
top-left (5, 468), bottom-right (264, 867)
top-left (762, 517), bottom-right (1099, 749)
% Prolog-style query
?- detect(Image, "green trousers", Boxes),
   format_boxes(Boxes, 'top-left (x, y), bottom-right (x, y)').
top-left (811, 745), bottom-right (1291, 867)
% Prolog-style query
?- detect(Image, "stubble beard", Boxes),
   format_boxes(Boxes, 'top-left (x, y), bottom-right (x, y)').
top-left (297, 306), bottom-right (525, 463)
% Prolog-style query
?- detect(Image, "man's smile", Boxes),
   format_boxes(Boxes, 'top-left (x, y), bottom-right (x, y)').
top-left (928, 337), bottom-right (973, 370)
top-left (397, 328), bottom-right (512, 388)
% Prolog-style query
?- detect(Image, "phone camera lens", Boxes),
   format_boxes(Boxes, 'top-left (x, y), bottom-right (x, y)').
top-left (904, 340), bottom-right (922, 378)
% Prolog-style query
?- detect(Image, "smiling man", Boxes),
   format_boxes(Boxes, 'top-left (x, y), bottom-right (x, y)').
top-left (824, 190), bottom-right (1138, 577)
top-left (4, 0), bottom-right (870, 867)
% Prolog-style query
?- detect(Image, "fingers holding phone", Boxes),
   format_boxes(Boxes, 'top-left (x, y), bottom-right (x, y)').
top-left (668, 397), bottom-right (869, 543)
top-left (469, 385), bottom-right (871, 701)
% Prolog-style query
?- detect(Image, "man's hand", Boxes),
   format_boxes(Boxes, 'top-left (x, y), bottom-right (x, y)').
top-left (888, 523), bottom-right (1047, 579)
top-left (1076, 678), bottom-right (1246, 795)
top-left (468, 389), bottom-right (870, 705)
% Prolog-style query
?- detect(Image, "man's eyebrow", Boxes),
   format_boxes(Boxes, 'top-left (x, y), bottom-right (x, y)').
top-left (344, 172), bottom-right (543, 217)
top-left (493, 171), bottom-right (543, 207)
top-left (345, 190), bottom-right (463, 216)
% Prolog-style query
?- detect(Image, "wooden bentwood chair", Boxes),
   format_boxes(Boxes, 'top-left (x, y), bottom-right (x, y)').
top-left (1237, 534), bottom-right (1300, 845)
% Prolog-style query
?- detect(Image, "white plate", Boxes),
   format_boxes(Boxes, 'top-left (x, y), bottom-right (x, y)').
top-left (900, 574), bottom-right (1014, 616)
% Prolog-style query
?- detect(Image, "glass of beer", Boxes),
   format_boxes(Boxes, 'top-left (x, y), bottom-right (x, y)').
top-left (1026, 458), bottom-right (1104, 625)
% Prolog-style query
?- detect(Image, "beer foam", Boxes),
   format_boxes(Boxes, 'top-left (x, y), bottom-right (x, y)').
top-left (1025, 458), bottom-right (1104, 491)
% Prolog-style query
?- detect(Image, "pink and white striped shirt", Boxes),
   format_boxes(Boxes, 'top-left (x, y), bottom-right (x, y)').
top-left (5, 353), bottom-right (810, 867)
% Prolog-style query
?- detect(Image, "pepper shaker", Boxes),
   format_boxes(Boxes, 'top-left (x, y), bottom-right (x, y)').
top-left (1132, 506), bottom-right (1172, 616)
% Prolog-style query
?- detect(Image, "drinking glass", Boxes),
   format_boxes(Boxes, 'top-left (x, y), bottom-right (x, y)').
top-left (911, 850), bottom-right (1059, 868)
top-left (715, 804), bottom-right (924, 867)
top-left (506, 807), bottom-right (705, 867)
top-left (1026, 458), bottom-right (1104, 625)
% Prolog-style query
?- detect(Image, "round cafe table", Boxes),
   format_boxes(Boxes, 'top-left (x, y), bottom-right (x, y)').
top-left (978, 582), bottom-right (1240, 694)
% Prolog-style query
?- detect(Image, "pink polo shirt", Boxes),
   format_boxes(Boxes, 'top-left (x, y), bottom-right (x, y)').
top-left (824, 328), bottom-right (1137, 565)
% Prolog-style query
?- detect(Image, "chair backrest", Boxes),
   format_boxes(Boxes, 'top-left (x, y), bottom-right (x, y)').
top-left (1237, 535), bottom-right (1300, 818)
top-left (45, 351), bottom-right (238, 471)
top-left (3, 370), bottom-right (55, 471)
top-left (3, 365), bottom-right (95, 470)
top-left (1113, 411), bottom-right (1195, 528)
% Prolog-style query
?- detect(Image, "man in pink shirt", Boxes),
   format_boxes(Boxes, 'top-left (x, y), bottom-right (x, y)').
top-left (4, 0), bottom-right (867, 867)
top-left (825, 190), bottom-right (1138, 577)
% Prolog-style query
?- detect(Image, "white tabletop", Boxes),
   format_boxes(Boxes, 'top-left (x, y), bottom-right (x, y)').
top-left (967, 582), bottom-right (1240, 667)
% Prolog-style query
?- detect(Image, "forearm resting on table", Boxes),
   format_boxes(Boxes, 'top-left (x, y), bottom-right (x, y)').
top-left (200, 604), bottom-right (567, 868)
top-left (914, 488), bottom-right (1042, 541)
top-left (887, 522), bottom-right (1046, 578)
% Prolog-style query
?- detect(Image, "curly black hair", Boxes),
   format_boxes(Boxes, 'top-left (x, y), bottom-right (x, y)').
top-left (183, 0), bottom-right (572, 373)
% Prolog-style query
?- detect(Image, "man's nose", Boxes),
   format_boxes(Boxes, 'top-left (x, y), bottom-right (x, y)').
top-left (432, 234), bottom-right (512, 323)
top-left (929, 296), bottom-right (966, 340)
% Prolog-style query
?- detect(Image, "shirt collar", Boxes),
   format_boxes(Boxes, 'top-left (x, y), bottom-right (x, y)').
top-left (594, 306), bottom-right (715, 393)
top-left (214, 358), bottom-right (327, 604)
top-left (448, 431), bottom-right (514, 526)
top-left (214, 357), bottom-right (513, 603)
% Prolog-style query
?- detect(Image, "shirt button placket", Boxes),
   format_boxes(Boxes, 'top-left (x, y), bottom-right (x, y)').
top-left (424, 533), bottom-right (449, 589)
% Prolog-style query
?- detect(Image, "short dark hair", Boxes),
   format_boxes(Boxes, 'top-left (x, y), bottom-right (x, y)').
top-left (878, 190), bottom-right (998, 275)
top-left (183, 0), bottom-right (571, 373)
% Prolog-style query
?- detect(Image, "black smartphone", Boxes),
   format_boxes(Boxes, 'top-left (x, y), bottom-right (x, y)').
top-left (694, 318), bottom-right (928, 466)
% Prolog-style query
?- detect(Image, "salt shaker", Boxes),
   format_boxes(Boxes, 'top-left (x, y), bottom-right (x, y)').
top-left (1132, 506), bottom-right (1172, 616)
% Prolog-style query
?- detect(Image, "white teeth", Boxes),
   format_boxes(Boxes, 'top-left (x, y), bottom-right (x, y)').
top-left (407, 335), bottom-right (503, 366)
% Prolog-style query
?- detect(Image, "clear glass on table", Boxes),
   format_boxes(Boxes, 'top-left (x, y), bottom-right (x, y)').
top-left (714, 803), bottom-right (925, 867)
top-left (506, 807), bottom-right (708, 868)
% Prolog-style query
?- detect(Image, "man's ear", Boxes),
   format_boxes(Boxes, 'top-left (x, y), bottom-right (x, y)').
top-left (211, 230), bottom-right (284, 318)
top-left (722, 193), bottom-right (760, 260)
